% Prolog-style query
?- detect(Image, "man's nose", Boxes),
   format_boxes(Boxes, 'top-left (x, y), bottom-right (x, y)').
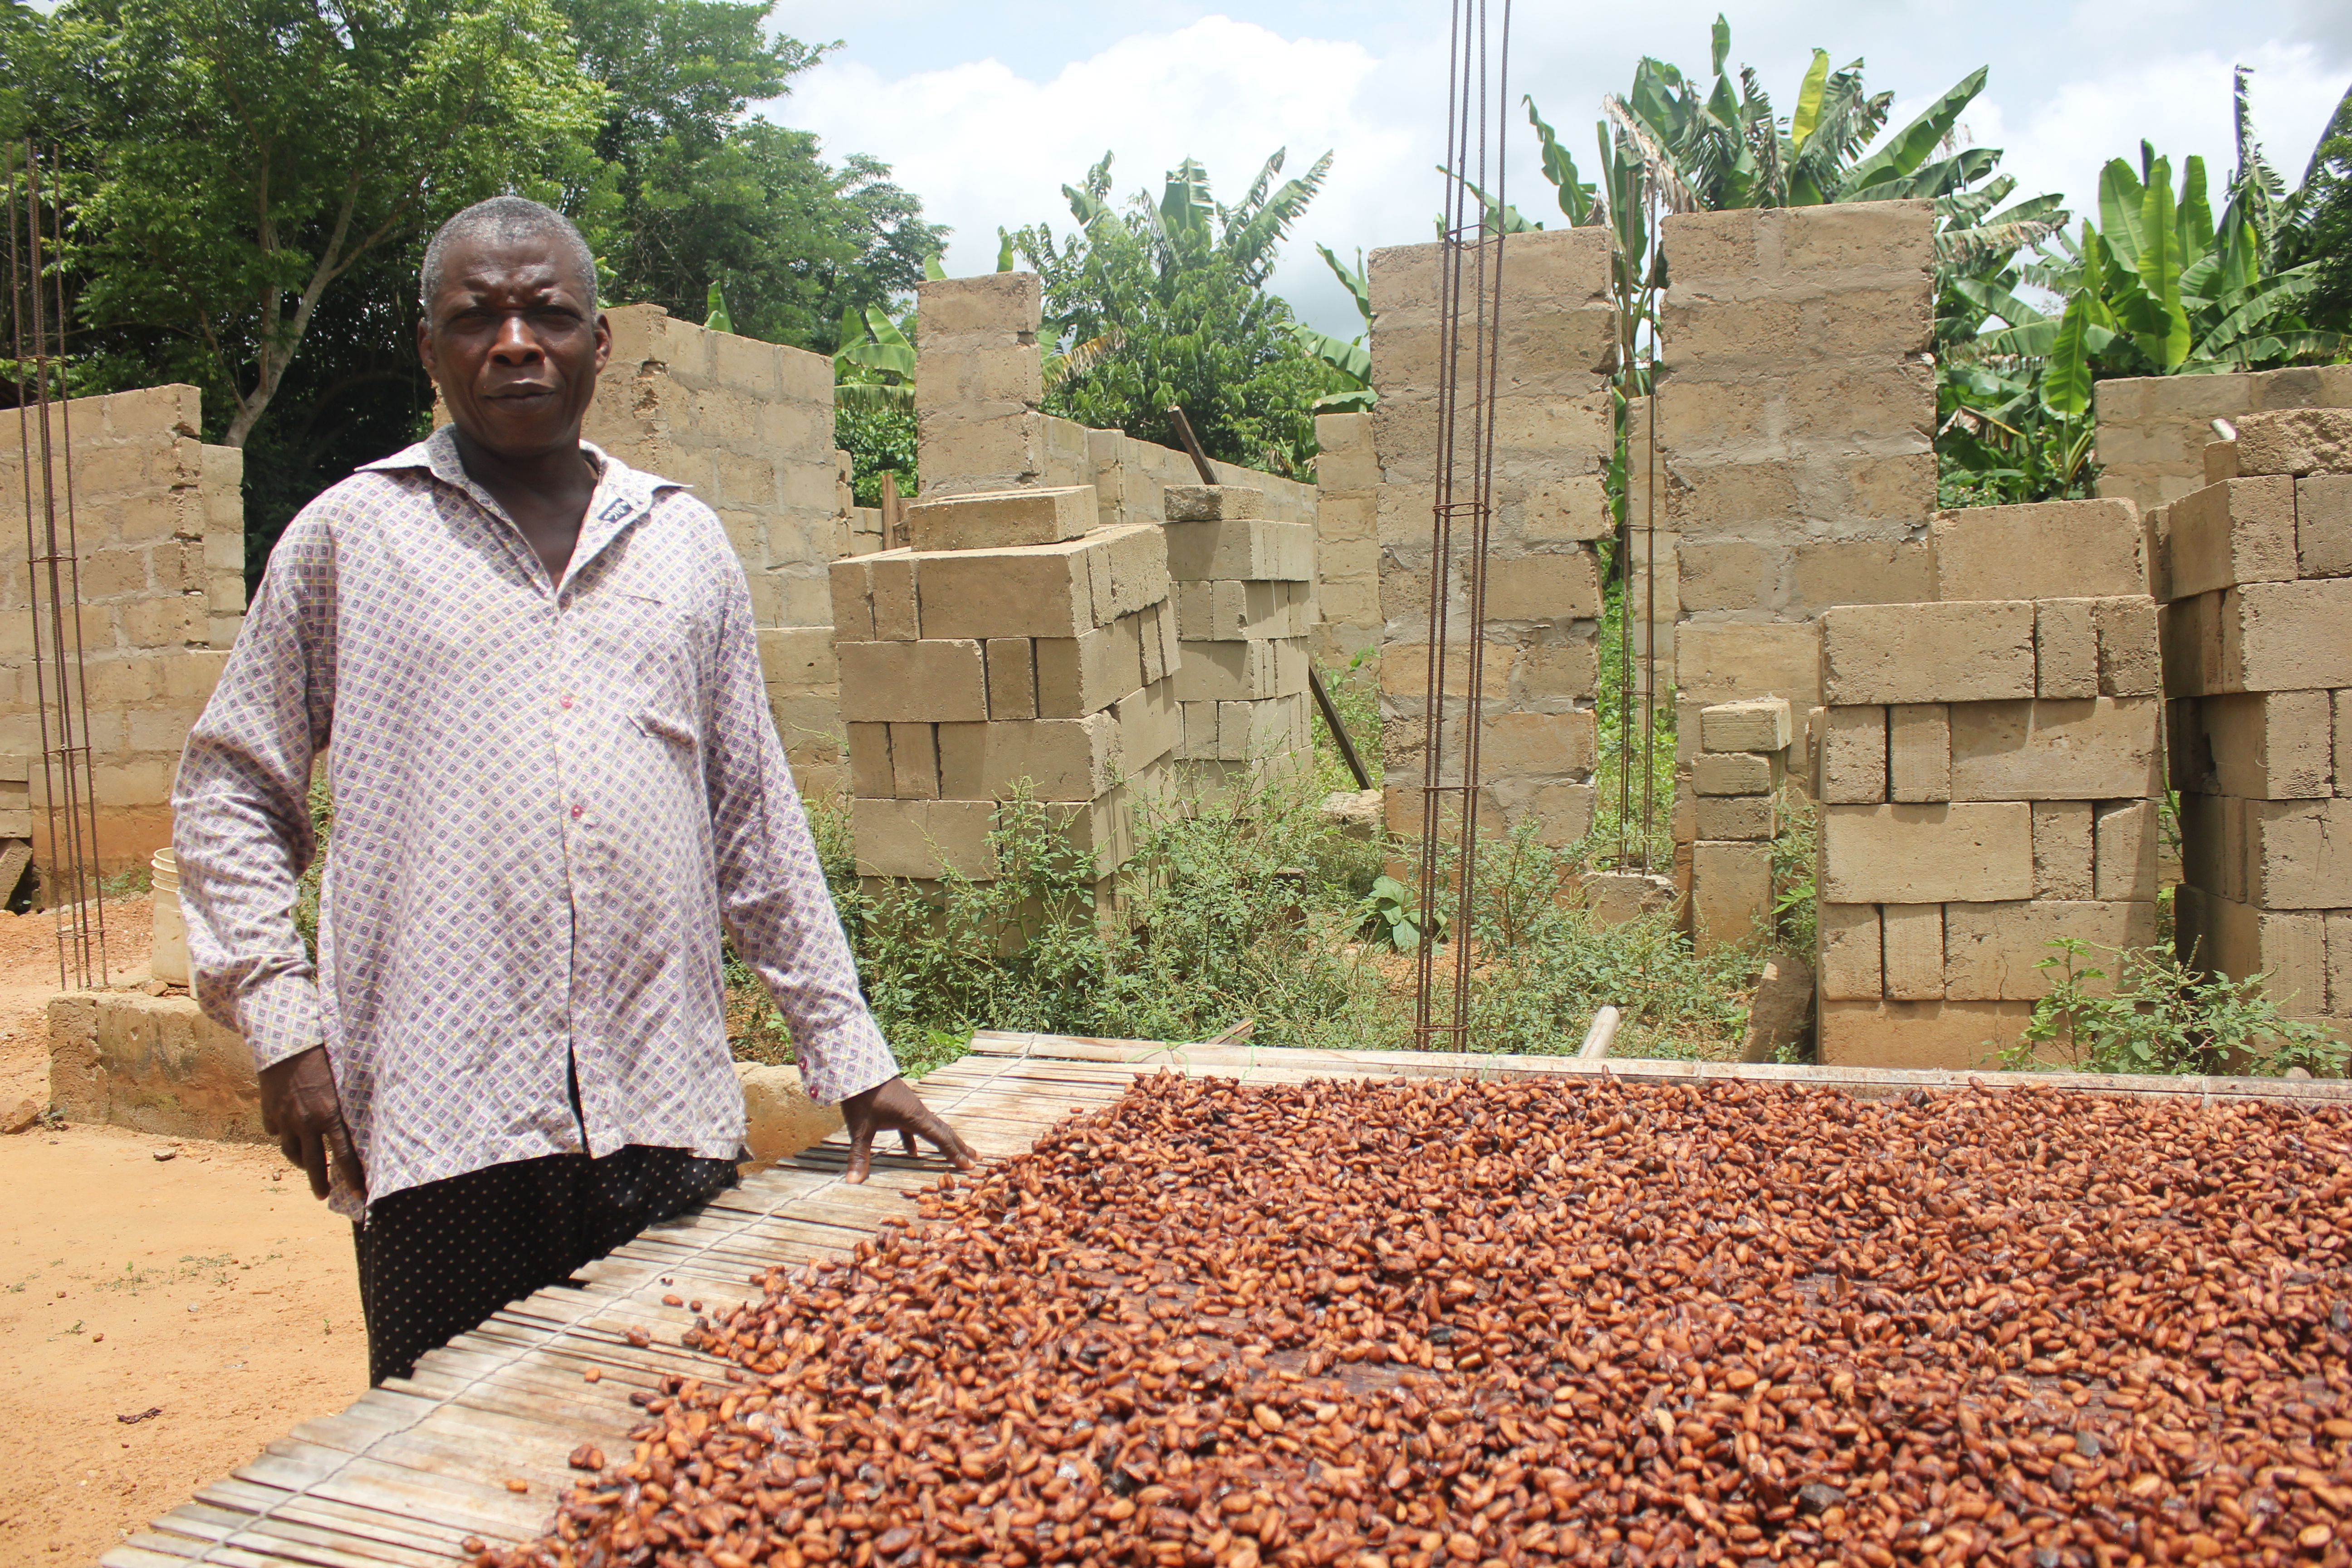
top-left (488, 314), bottom-right (542, 363)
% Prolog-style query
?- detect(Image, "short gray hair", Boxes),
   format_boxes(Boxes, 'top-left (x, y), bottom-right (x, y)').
top-left (418, 196), bottom-right (598, 315)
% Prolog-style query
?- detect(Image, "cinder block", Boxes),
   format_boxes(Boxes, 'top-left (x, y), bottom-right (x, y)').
top-left (1789, 538), bottom-right (1935, 614)
top-left (2339, 690), bottom-right (2350, 797)
top-left (1691, 840), bottom-right (1773, 954)
top-left (2091, 596), bottom-right (2161, 697)
top-left (1943, 900), bottom-right (2157, 1000)
top-left (904, 485), bottom-right (1095, 552)
top-left (1818, 904), bottom-right (1884, 1000)
top-left (1163, 517), bottom-right (1314, 583)
top-left (1693, 752), bottom-right (1774, 796)
top-left (984, 638), bottom-right (1037, 720)
top-left (1673, 622), bottom-right (1821, 706)
top-left (870, 554), bottom-right (921, 641)
top-left (2332, 911), bottom-right (2352, 1016)
top-left (1819, 601), bottom-right (2036, 706)
top-left (1112, 679), bottom-right (1183, 771)
top-left (2093, 799), bottom-right (2159, 901)
top-left (1034, 616), bottom-right (1147, 719)
top-left (912, 527), bottom-right (1154, 641)
top-left (2177, 792), bottom-right (2248, 904)
top-left (2302, 476), bottom-right (2352, 579)
top-left (853, 797), bottom-right (996, 880)
top-left (2248, 796), bottom-right (2352, 909)
top-left (1948, 697), bottom-right (2161, 802)
top-left (1931, 499), bottom-right (2146, 601)
top-left (935, 712), bottom-right (1119, 802)
top-left (1693, 793), bottom-right (1776, 840)
top-left (1484, 549), bottom-right (1602, 622)
top-left (887, 721), bottom-right (938, 799)
top-left (1164, 484), bottom-right (1265, 523)
top-left (847, 723), bottom-right (891, 798)
top-left (2175, 887), bottom-right (2328, 1014)
top-left (1820, 801), bottom-right (2034, 904)
top-left (826, 554), bottom-right (876, 642)
top-left (2031, 801), bottom-right (2095, 900)
top-left (1881, 904), bottom-right (1945, 1001)
top-left (1700, 698), bottom-right (1793, 755)
top-left (2205, 439), bottom-right (2239, 484)
top-left (2035, 599), bottom-right (2099, 700)
top-left (836, 640), bottom-right (987, 723)
top-left (2173, 691), bottom-right (2331, 799)
top-left (1818, 706), bottom-right (1887, 804)
top-left (1816, 997), bottom-right (2032, 1071)
top-left (2222, 580), bottom-right (2352, 693)
top-left (1887, 704), bottom-right (1950, 804)
top-left (2166, 477), bottom-right (2298, 599)
top-left (1481, 709), bottom-right (1598, 779)
top-left (2233, 407), bottom-right (2352, 477)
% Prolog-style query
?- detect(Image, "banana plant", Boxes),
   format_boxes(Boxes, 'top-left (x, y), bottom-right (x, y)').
top-left (1297, 243), bottom-right (1373, 412)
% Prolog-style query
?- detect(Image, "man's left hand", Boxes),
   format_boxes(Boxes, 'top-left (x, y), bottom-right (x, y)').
top-left (839, 1077), bottom-right (978, 1185)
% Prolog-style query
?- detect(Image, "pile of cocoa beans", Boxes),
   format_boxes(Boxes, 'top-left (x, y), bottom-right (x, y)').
top-left (475, 1073), bottom-right (2352, 1568)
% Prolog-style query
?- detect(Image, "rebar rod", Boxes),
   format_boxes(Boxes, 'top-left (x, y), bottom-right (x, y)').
top-left (1412, 0), bottom-right (1510, 1051)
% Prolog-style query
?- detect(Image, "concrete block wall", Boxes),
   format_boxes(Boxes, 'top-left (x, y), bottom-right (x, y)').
top-left (832, 485), bottom-right (1178, 883)
top-left (1313, 412), bottom-right (1380, 663)
top-left (1810, 499), bottom-right (2162, 1067)
top-left (1366, 227), bottom-right (1613, 848)
top-left (584, 305), bottom-right (847, 796)
top-left (1686, 698), bottom-right (1793, 953)
top-left (2164, 410), bottom-right (2352, 1045)
top-left (1164, 484), bottom-right (1314, 796)
top-left (0, 384), bottom-right (243, 872)
top-left (907, 272), bottom-right (1327, 828)
top-left (2094, 364), bottom-right (2352, 515)
top-left (1655, 201), bottom-right (1938, 891)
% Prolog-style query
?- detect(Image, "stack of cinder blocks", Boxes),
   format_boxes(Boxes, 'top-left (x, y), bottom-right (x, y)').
top-left (1164, 484), bottom-right (1314, 796)
top-left (2165, 408), bottom-right (2352, 1042)
top-left (1811, 499), bottom-right (2162, 1065)
top-left (832, 484), bottom-right (1179, 886)
top-left (1687, 698), bottom-right (1793, 951)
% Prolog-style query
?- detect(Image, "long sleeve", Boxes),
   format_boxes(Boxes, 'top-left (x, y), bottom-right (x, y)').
top-left (172, 512), bottom-right (338, 1071)
top-left (702, 553), bottom-right (898, 1106)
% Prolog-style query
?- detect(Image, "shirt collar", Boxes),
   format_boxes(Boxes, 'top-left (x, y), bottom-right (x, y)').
top-left (361, 424), bottom-right (686, 592)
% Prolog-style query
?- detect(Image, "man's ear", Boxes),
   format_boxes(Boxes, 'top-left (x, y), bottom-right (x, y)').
top-left (416, 312), bottom-right (440, 385)
top-left (592, 309), bottom-right (611, 377)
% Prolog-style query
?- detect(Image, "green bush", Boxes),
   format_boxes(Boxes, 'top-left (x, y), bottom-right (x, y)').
top-left (1999, 936), bottom-right (2347, 1078)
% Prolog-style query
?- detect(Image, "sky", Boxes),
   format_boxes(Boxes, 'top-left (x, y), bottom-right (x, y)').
top-left (763, 0), bottom-right (2352, 337)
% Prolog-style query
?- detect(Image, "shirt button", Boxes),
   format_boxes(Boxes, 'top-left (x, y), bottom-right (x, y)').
top-left (570, 804), bottom-right (585, 820)
top-left (559, 694), bottom-right (574, 710)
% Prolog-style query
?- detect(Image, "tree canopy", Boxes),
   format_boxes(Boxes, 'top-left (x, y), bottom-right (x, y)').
top-left (1009, 151), bottom-right (1333, 476)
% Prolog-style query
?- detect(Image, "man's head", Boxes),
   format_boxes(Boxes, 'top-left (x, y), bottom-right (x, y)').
top-left (417, 196), bottom-right (609, 463)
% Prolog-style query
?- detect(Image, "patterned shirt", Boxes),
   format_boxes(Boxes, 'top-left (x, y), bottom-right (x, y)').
top-left (173, 426), bottom-right (898, 1217)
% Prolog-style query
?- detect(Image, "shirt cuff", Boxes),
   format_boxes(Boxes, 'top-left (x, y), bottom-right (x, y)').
top-left (235, 973), bottom-right (326, 1072)
top-left (796, 1010), bottom-right (899, 1106)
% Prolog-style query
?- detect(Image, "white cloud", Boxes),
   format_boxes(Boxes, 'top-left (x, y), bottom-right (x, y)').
top-left (776, 15), bottom-right (1432, 336)
top-left (773, 4), bottom-right (2351, 339)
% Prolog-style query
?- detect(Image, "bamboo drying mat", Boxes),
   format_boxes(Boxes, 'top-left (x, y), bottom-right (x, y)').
top-left (102, 1032), bottom-right (2349, 1566)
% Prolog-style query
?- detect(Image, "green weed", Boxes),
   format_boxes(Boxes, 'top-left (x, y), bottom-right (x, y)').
top-left (1998, 936), bottom-right (2347, 1078)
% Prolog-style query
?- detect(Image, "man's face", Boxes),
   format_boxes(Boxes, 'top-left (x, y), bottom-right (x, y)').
top-left (417, 232), bottom-right (610, 461)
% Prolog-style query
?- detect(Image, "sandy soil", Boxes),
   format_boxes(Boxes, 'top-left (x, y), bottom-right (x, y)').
top-left (0, 900), bottom-right (365, 1563)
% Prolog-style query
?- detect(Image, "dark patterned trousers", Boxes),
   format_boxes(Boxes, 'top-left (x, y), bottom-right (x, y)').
top-left (352, 1144), bottom-right (738, 1386)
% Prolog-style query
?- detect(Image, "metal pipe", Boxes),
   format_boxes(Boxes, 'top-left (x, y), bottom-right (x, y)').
top-left (1577, 1005), bottom-right (1622, 1060)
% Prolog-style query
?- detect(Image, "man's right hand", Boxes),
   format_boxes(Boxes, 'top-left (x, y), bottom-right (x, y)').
top-left (258, 1045), bottom-right (363, 1202)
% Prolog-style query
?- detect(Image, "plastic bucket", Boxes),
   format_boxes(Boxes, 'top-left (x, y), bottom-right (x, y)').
top-left (151, 847), bottom-right (189, 985)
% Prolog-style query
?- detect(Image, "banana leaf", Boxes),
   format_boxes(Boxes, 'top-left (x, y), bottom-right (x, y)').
top-left (2097, 160), bottom-right (2147, 273)
top-left (834, 381), bottom-right (914, 412)
top-left (1318, 243), bottom-right (1372, 328)
top-left (1841, 66), bottom-right (1986, 196)
top-left (1524, 98), bottom-right (1596, 225)
top-left (1295, 324), bottom-right (1371, 387)
top-left (1790, 49), bottom-right (1830, 150)
top-left (2043, 293), bottom-right (2094, 415)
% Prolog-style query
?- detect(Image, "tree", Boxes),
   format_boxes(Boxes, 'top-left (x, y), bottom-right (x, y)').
top-left (1009, 151), bottom-right (1331, 475)
top-left (45, 0), bottom-right (609, 447)
top-left (552, 0), bottom-right (944, 351)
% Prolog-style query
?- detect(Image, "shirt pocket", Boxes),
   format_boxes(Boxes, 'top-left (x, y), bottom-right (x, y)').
top-left (571, 586), bottom-right (704, 730)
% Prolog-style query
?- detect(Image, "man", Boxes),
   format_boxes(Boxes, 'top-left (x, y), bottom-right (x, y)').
top-left (173, 196), bottom-right (975, 1387)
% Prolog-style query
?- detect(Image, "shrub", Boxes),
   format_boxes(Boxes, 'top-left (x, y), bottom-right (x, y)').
top-left (1999, 937), bottom-right (2347, 1078)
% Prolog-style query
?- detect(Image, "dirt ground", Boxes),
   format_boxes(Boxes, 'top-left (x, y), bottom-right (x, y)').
top-left (0, 898), bottom-right (365, 1563)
